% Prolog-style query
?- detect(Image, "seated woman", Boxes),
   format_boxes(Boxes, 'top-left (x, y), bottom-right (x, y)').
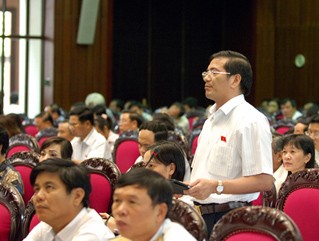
top-left (39, 136), bottom-right (73, 162)
top-left (142, 140), bottom-right (186, 181)
top-left (278, 134), bottom-right (315, 191)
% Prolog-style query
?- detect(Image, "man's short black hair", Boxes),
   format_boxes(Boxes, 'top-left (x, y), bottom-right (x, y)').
top-left (69, 106), bottom-right (94, 125)
top-left (116, 168), bottom-right (173, 216)
top-left (30, 158), bottom-right (91, 207)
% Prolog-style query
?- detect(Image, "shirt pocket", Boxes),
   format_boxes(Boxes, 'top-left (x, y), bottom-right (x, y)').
top-left (208, 144), bottom-right (232, 178)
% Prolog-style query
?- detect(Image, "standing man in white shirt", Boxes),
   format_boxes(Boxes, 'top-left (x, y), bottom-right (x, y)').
top-left (69, 106), bottom-right (112, 161)
top-left (184, 50), bottom-right (273, 236)
top-left (24, 158), bottom-right (114, 240)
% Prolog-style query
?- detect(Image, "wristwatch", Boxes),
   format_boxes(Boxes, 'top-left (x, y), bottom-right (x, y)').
top-left (216, 180), bottom-right (224, 195)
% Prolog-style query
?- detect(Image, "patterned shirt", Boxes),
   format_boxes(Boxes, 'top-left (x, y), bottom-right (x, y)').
top-left (0, 160), bottom-right (24, 196)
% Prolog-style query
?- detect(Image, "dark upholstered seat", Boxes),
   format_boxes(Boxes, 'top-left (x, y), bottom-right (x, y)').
top-left (168, 199), bottom-right (207, 241)
top-left (210, 206), bottom-right (302, 241)
top-left (7, 134), bottom-right (39, 158)
top-left (21, 199), bottom-right (40, 239)
top-left (6, 151), bottom-right (40, 205)
top-left (81, 157), bottom-right (121, 213)
top-left (0, 183), bottom-right (25, 241)
top-left (252, 184), bottom-right (277, 208)
top-left (276, 168), bottom-right (319, 241)
top-left (112, 133), bottom-right (140, 174)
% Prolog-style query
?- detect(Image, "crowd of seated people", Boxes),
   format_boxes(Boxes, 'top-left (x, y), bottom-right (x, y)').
top-left (2, 92), bottom-right (319, 240)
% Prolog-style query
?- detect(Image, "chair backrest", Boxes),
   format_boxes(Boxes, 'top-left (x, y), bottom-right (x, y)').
top-left (113, 136), bottom-right (140, 173)
top-left (36, 128), bottom-right (58, 147)
top-left (0, 183), bottom-right (25, 241)
top-left (272, 120), bottom-right (294, 135)
top-left (22, 199), bottom-right (41, 239)
top-left (23, 124), bottom-right (39, 137)
top-left (81, 158), bottom-right (121, 213)
top-left (7, 134), bottom-right (39, 158)
top-left (6, 151), bottom-right (40, 205)
top-left (252, 185), bottom-right (277, 208)
top-left (168, 199), bottom-right (207, 241)
top-left (210, 206), bottom-right (302, 241)
top-left (276, 168), bottom-right (319, 241)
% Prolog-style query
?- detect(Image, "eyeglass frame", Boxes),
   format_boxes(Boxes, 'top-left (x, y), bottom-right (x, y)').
top-left (201, 69), bottom-right (232, 79)
top-left (305, 130), bottom-right (319, 138)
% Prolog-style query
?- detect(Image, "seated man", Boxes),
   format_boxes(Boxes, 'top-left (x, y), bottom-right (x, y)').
top-left (110, 168), bottom-right (196, 241)
top-left (69, 106), bottom-right (112, 161)
top-left (57, 119), bottom-right (75, 142)
top-left (118, 110), bottom-right (143, 134)
top-left (24, 158), bottom-right (114, 240)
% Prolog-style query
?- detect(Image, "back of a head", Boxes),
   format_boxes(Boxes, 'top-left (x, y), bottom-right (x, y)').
top-left (139, 121), bottom-right (168, 142)
top-left (211, 50), bottom-right (253, 96)
top-left (182, 97), bottom-right (198, 109)
top-left (30, 158), bottom-right (91, 207)
top-left (85, 92), bottom-right (106, 108)
top-left (281, 98), bottom-right (297, 108)
top-left (116, 168), bottom-right (173, 212)
top-left (40, 136), bottom-right (73, 159)
top-left (152, 113), bottom-right (175, 131)
top-left (95, 115), bottom-right (113, 131)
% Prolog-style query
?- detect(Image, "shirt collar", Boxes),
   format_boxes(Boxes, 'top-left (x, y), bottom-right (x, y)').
top-left (82, 128), bottom-right (96, 145)
top-left (149, 219), bottom-right (169, 241)
top-left (210, 94), bottom-right (245, 116)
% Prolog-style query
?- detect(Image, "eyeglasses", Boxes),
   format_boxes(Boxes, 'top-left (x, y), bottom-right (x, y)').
top-left (305, 130), bottom-right (319, 138)
top-left (202, 69), bottom-right (231, 79)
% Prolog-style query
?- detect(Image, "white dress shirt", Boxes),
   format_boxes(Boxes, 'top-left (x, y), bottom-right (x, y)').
top-left (24, 208), bottom-right (114, 241)
top-left (191, 95), bottom-right (273, 204)
top-left (71, 128), bottom-right (112, 161)
top-left (273, 164), bottom-right (288, 195)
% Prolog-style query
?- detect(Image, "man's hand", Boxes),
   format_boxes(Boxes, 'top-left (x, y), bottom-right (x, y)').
top-left (184, 179), bottom-right (216, 200)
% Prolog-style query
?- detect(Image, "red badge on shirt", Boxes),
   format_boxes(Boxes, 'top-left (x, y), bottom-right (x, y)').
top-left (221, 136), bottom-right (226, 142)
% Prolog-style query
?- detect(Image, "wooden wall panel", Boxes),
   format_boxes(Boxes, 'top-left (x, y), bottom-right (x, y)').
top-left (254, 0), bottom-right (275, 105)
top-left (48, 0), bottom-right (319, 111)
top-left (48, 0), bottom-right (112, 111)
top-left (254, 0), bottom-right (319, 107)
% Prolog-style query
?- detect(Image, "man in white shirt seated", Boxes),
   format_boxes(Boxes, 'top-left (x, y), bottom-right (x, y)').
top-left (110, 168), bottom-right (196, 241)
top-left (24, 158), bottom-right (114, 241)
top-left (69, 106), bottom-right (112, 161)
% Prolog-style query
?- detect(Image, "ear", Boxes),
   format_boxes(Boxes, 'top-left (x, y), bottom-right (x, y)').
top-left (131, 120), bottom-right (138, 129)
top-left (85, 120), bottom-right (92, 128)
top-left (304, 153), bottom-right (311, 164)
top-left (230, 74), bottom-right (241, 89)
top-left (168, 163), bottom-right (176, 178)
top-left (72, 188), bottom-right (85, 207)
top-left (155, 203), bottom-right (168, 224)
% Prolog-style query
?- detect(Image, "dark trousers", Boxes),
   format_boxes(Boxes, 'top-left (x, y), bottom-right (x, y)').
top-left (202, 210), bottom-right (232, 238)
